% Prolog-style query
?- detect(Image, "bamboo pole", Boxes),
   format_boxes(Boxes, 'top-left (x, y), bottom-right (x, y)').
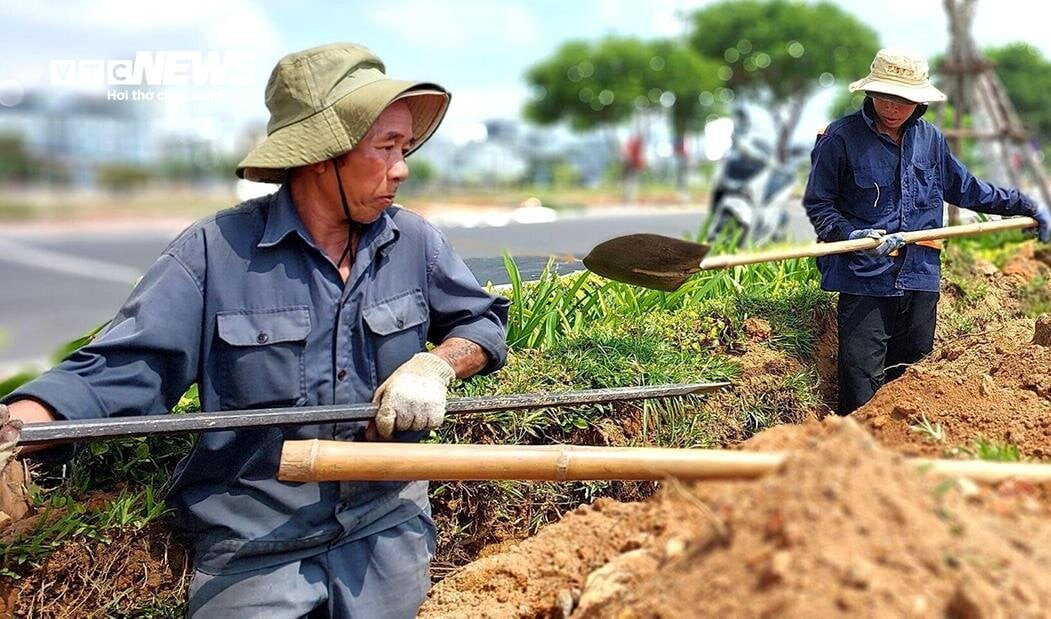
top-left (278, 440), bottom-right (1051, 484)
top-left (698, 217), bottom-right (1037, 271)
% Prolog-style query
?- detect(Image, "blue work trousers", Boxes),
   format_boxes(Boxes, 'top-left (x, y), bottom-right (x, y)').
top-left (188, 514), bottom-right (435, 618)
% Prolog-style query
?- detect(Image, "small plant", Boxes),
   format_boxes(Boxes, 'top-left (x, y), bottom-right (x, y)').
top-left (909, 413), bottom-right (945, 443)
top-left (967, 437), bottom-right (1022, 462)
top-left (1020, 275), bottom-right (1051, 317)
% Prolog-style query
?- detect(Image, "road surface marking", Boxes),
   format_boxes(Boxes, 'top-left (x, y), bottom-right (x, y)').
top-left (0, 238), bottom-right (141, 285)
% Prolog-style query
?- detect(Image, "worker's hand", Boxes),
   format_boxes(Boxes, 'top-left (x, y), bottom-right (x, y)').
top-left (849, 228), bottom-right (903, 257)
top-left (369, 353), bottom-right (456, 440)
top-left (870, 232), bottom-right (906, 257)
top-left (1031, 202), bottom-right (1051, 243)
top-left (848, 228), bottom-right (886, 242)
top-left (0, 404), bottom-right (23, 474)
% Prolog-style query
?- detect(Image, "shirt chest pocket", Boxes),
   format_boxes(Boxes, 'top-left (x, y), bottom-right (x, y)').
top-left (216, 306), bottom-right (311, 409)
top-left (362, 289), bottom-right (428, 384)
top-left (913, 159), bottom-right (943, 209)
top-left (847, 164), bottom-right (895, 217)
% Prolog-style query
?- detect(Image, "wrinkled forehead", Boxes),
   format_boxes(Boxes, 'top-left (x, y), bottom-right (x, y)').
top-left (366, 100), bottom-right (414, 137)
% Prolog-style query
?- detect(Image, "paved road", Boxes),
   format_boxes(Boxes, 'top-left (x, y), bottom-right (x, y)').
top-left (0, 206), bottom-right (813, 366)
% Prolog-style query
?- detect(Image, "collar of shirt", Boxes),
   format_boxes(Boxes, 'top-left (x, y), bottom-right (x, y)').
top-left (257, 184), bottom-right (400, 259)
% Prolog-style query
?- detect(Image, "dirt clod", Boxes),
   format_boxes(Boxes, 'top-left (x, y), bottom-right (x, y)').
top-left (1033, 313), bottom-right (1051, 346)
top-left (742, 317), bottom-right (772, 342)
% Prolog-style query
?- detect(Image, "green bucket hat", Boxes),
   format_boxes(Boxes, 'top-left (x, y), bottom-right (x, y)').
top-left (237, 43), bottom-right (450, 184)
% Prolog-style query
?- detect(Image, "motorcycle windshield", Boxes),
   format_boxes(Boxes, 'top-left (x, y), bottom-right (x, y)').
top-left (724, 155), bottom-right (764, 180)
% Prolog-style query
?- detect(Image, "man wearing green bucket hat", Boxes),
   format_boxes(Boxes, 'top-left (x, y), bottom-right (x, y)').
top-left (1, 43), bottom-right (509, 616)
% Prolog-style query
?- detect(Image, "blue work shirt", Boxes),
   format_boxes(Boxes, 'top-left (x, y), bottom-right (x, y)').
top-left (6, 185), bottom-right (509, 573)
top-left (803, 98), bottom-right (1035, 296)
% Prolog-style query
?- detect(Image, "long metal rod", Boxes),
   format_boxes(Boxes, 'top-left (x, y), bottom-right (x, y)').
top-left (17, 382), bottom-right (729, 445)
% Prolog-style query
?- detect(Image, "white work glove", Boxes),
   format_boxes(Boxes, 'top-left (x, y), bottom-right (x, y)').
top-left (370, 353), bottom-right (456, 440)
top-left (0, 404), bottom-right (23, 474)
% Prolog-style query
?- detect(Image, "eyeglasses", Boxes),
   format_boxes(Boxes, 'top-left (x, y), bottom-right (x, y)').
top-left (866, 92), bottom-right (919, 106)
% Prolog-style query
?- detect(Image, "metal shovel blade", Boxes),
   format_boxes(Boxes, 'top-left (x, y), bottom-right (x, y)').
top-left (582, 233), bottom-right (712, 292)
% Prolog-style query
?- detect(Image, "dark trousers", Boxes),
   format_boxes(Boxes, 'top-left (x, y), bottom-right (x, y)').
top-left (836, 291), bottom-right (939, 415)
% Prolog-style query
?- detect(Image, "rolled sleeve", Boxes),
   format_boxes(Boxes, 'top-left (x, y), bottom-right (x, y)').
top-left (426, 235), bottom-right (510, 374)
top-left (803, 133), bottom-right (855, 242)
top-left (3, 369), bottom-right (108, 422)
top-left (4, 253), bottom-right (204, 421)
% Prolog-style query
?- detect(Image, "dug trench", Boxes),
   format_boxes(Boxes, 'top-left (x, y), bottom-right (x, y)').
top-left (1, 242), bottom-right (1050, 616)
top-left (422, 244), bottom-right (1051, 617)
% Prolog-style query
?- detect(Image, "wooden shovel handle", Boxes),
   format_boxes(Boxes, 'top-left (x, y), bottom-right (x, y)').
top-left (698, 217), bottom-right (1037, 271)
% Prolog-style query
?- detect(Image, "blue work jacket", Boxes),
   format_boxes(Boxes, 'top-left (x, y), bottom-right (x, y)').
top-left (5, 185), bottom-right (510, 573)
top-left (803, 98), bottom-right (1035, 296)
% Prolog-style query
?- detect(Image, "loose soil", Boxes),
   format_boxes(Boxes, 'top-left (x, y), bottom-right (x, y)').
top-left (855, 316), bottom-right (1051, 458)
top-left (422, 418), bottom-right (1051, 617)
top-left (422, 247), bottom-right (1051, 617)
top-left (0, 522), bottom-right (189, 618)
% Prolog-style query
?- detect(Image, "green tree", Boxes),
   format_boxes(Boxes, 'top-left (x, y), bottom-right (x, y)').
top-left (524, 36), bottom-right (657, 157)
top-left (525, 36), bottom-right (724, 191)
top-left (0, 133), bottom-right (33, 181)
top-left (650, 40), bottom-right (724, 188)
top-left (689, 0), bottom-right (879, 160)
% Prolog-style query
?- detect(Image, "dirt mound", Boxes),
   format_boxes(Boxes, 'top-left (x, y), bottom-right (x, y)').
top-left (421, 418), bottom-right (1051, 617)
top-left (855, 317), bottom-right (1051, 458)
top-left (1001, 243), bottom-right (1051, 281)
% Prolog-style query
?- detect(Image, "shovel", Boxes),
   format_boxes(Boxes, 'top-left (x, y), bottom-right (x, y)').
top-left (582, 216), bottom-right (1039, 292)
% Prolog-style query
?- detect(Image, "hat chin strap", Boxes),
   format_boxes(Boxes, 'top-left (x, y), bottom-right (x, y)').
top-left (332, 159), bottom-right (362, 269)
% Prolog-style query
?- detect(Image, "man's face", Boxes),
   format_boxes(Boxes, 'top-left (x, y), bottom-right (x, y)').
top-left (869, 92), bottom-right (919, 130)
top-left (335, 100), bottom-right (414, 223)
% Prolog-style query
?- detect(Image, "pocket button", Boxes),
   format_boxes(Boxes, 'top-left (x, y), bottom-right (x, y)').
top-left (256, 332), bottom-right (269, 344)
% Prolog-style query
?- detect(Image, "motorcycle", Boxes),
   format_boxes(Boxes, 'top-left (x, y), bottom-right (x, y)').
top-left (706, 111), bottom-right (808, 247)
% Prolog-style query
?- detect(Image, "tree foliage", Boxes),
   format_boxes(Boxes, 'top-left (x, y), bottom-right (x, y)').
top-left (524, 37), bottom-right (656, 135)
top-left (524, 37), bottom-right (723, 153)
top-left (688, 0), bottom-right (879, 159)
top-left (649, 40), bottom-right (724, 141)
top-left (0, 133), bottom-right (33, 181)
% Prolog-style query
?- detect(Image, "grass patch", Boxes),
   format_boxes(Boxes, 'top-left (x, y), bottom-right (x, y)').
top-left (3, 227), bottom-right (1039, 611)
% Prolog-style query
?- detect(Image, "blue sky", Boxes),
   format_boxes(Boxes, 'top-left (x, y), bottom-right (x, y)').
top-left (2, 0), bottom-right (1049, 153)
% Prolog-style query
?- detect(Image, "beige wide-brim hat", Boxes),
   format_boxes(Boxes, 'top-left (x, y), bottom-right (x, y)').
top-left (848, 48), bottom-right (946, 104)
top-left (238, 43), bottom-right (450, 184)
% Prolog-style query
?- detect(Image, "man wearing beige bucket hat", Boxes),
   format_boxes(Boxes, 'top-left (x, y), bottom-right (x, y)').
top-left (803, 48), bottom-right (1050, 415)
top-left (1, 43), bottom-right (509, 616)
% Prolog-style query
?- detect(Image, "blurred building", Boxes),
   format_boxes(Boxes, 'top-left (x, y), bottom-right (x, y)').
top-left (0, 90), bottom-right (152, 186)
